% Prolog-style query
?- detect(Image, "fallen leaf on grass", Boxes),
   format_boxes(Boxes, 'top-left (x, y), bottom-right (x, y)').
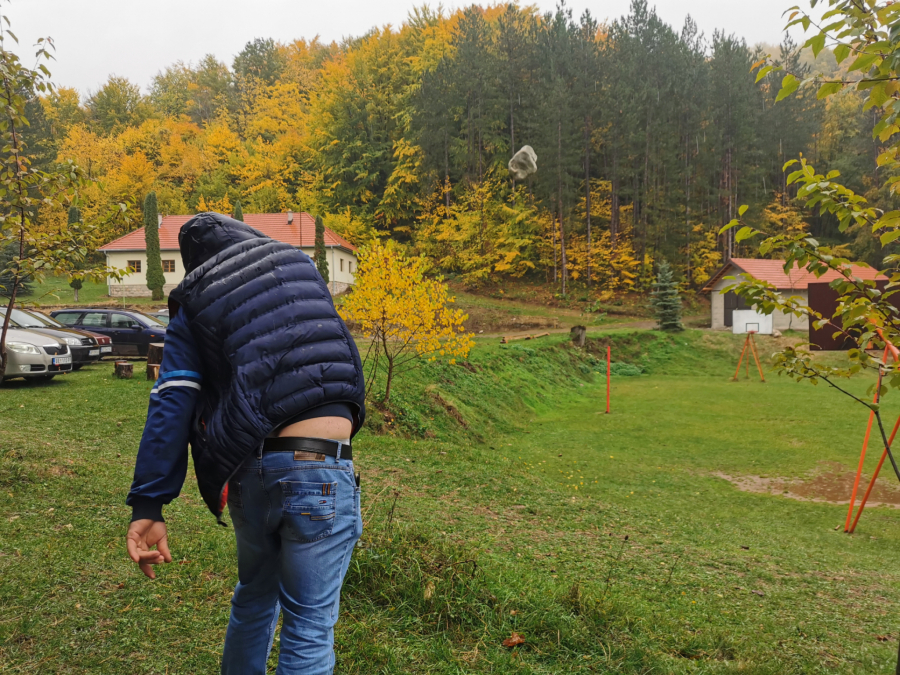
top-left (502, 632), bottom-right (526, 648)
top-left (752, 590), bottom-right (765, 597)
top-left (877, 635), bottom-right (890, 642)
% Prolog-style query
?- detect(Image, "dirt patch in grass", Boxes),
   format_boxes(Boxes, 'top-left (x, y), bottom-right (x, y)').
top-left (715, 461), bottom-right (900, 508)
top-left (463, 307), bottom-right (560, 334)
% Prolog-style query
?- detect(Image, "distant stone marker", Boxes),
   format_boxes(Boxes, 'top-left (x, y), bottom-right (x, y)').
top-left (508, 145), bottom-right (537, 180)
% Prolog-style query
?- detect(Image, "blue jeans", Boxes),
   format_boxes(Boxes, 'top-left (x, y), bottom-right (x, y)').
top-left (221, 446), bottom-right (362, 675)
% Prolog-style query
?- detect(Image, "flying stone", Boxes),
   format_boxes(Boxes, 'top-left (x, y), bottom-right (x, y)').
top-left (508, 145), bottom-right (537, 180)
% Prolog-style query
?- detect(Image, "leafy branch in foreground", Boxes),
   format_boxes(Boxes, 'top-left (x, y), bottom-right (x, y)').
top-left (718, 2), bottom-right (900, 490)
top-left (0, 12), bottom-right (129, 379)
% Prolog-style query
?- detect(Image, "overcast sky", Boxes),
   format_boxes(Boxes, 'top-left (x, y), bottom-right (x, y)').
top-left (3, 0), bottom-right (806, 96)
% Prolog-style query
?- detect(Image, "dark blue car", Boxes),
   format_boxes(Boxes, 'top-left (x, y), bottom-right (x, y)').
top-left (50, 309), bottom-right (167, 357)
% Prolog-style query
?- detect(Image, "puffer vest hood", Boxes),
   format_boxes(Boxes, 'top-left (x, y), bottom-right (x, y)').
top-left (168, 212), bottom-right (366, 521)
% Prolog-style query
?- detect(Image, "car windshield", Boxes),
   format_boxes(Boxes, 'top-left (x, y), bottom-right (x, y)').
top-left (22, 309), bottom-right (62, 328)
top-left (133, 312), bottom-right (166, 327)
top-left (0, 308), bottom-right (47, 328)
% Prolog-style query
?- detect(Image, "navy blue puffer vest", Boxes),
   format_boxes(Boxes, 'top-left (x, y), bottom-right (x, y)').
top-left (168, 213), bottom-right (366, 520)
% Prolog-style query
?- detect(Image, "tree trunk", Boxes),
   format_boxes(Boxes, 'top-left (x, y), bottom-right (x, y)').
top-left (570, 325), bottom-right (586, 348)
top-left (383, 358), bottom-right (394, 402)
top-left (0, 221), bottom-right (25, 380)
top-left (584, 116), bottom-right (592, 289)
top-left (73, 287), bottom-right (79, 302)
top-left (147, 363), bottom-right (160, 381)
top-left (558, 119), bottom-right (567, 297)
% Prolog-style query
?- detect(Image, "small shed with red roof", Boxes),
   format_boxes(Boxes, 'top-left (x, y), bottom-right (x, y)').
top-left (98, 212), bottom-right (358, 297)
top-left (701, 257), bottom-right (886, 332)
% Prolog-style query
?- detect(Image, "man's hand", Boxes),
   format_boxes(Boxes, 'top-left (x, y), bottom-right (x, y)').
top-left (126, 519), bottom-right (172, 579)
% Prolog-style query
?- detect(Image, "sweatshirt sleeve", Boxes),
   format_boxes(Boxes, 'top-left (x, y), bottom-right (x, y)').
top-left (126, 311), bottom-right (202, 522)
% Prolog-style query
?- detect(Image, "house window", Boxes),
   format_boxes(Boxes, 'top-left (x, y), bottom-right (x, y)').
top-left (162, 259), bottom-right (175, 273)
top-left (349, 261), bottom-right (353, 274)
top-left (340, 258), bottom-right (344, 272)
top-left (127, 260), bottom-right (142, 274)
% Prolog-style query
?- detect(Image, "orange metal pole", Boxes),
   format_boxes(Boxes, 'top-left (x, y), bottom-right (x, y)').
top-left (849, 413), bottom-right (900, 533)
top-left (606, 345), bottom-right (611, 414)
top-left (844, 346), bottom-right (888, 532)
top-left (732, 336), bottom-right (749, 381)
top-left (749, 333), bottom-right (766, 382)
top-left (849, 339), bottom-right (900, 533)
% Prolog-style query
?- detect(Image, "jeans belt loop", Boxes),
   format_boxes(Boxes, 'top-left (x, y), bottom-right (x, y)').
top-left (335, 442), bottom-right (342, 461)
top-left (257, 441), bottom-right (264, 460)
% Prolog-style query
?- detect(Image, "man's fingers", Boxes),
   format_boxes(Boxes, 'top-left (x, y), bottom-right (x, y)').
top-left (139, 561), bottom-right (156, 580)
top-left (126, 537), bottom-right (141, 563)
top-left (137, 550), bottom-right (165, 563)
top-left (156, 536), bottom-right (172, 563)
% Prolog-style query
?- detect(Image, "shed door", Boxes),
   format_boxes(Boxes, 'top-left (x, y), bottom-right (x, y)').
top-left (723, 291), bottom-right (748, 328)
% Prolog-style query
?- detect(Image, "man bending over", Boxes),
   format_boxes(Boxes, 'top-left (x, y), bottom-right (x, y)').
top-left (125, 212), bottom-right (366, 675)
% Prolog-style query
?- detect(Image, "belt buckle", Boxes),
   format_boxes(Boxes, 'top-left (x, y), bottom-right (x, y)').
top-left (294, 451), bottom-right (326, 461)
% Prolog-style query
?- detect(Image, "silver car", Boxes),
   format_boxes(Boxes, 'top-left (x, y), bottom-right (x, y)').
top-left (1, 328), bottom-right (73, 382)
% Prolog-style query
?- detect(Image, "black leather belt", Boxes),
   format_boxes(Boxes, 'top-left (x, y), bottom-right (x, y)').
top-left (262, 436), bottom-right (352, 461)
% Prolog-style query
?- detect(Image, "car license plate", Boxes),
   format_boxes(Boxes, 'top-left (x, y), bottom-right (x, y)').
top-left (89, 349), bottom-right (100, 356)
top-left (101, 346), bottom-right (112, 353)
top-left (53, 356), bottom-right (72, 365)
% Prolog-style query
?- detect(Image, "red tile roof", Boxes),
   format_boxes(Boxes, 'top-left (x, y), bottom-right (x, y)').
top-left (702, 257), bottom-right (886, 292)
top-left (99, 212), bottom-right (357, 253)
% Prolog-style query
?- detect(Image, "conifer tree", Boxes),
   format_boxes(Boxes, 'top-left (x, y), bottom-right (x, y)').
top-left (314, 215), bottom-right (329, 286)
top-left (650, 260), bottom-right (683, 332)
top-left (144, 191), bottom-right (165, 301)
top-left (233, 201), bottom-right (244, 222)
top-left (67, 206), bottom-right (83, 302)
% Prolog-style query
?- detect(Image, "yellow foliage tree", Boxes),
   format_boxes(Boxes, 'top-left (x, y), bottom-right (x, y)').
top-left (339, 241), bottom-right (474, 401)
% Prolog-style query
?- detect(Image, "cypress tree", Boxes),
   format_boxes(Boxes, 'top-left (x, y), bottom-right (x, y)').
top-left (650, 260), bottom-right (684, 332)
top-left (233, 200), bottom-right (244, 222)
top-left (67, 206), bottom-right (83, 302)
top-left (144, 191), bottom-right (166, 301)
top-left (314, 215), bottom-right (329, 285)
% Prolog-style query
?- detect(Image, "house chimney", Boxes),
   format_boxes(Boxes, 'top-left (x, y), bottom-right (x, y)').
top-left (158, 214), bottom-right (163, 227)
top-left (287, 210), bottom-right (293, 224)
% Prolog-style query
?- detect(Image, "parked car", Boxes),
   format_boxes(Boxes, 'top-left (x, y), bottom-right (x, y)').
top-left (1, 328), bottom-right (72, 382)
top-left (50, 309), bottom-right (167, 356)
top-left (147, 312), bottom-right (170, 326)
top-left (0, 308), bottom-right (102, 369)
top-left (23, 309), bottom-right (114, 359)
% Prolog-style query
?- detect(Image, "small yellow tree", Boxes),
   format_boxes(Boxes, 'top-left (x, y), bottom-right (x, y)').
top-left (339, 242), bottom-right (474, 401)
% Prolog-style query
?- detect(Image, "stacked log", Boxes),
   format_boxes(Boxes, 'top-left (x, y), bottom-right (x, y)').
top-left (147, 343), bottom-right (164, 381)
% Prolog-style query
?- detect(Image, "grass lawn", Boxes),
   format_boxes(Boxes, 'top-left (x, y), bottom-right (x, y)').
top-left (2, 330), bottom-right (900, 673)
top-left (19, 276), bottom-right (166, 310)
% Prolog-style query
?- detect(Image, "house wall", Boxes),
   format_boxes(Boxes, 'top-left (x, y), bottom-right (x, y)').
top-left (298, 247), bottom-right (357, 287)
top-left (105, 250), bottom-right (183, 297)
top-left (105, 247), bottom-right (357, 297)
top-left (709, 274), bottom-right (809, 331)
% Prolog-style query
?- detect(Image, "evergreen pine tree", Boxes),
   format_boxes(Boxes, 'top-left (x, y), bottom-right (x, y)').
top-left (233, 201), bottom-right (244, 222)
top-left (650, 260), bottom-right (684, 332)
top-left (144, 191), bottom-right (166, 301)
top-left (314, 215), bottom-right (329, 286)
top-left (67, 206), bottom-right (83, 302)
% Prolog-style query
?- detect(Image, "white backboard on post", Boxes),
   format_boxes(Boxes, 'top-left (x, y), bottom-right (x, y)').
top-left (732, 309), bottom-right (773, 335)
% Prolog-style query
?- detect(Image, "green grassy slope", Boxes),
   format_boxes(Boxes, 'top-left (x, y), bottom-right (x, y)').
top-left (1, 331), bottom-right (899, 673)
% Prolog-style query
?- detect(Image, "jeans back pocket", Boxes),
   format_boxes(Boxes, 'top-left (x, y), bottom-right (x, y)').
top-left (280, 480), bottom-right (337, 543)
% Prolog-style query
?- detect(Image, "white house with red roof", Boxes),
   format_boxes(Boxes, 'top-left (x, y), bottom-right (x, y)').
top-left (701, 258), bottom-right (886, 331)
top-left (98, 212), bottom-right (358, 297)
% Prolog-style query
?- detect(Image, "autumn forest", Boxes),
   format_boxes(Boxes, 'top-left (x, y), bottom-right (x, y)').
top-left (20, 0), bottom-right (886, 293)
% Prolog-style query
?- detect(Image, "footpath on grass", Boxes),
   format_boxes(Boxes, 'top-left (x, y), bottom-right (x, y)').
top-left (3, 329), bottom-right (900, 673)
